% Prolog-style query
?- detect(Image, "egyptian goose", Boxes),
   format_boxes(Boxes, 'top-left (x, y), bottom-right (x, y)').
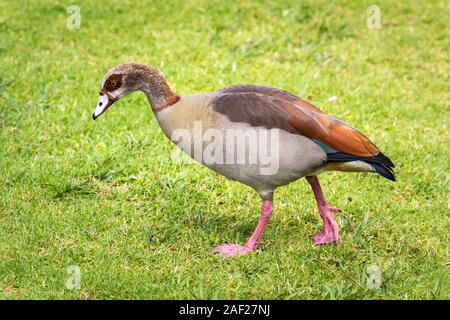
top-left (93, 64), bottom-right (395, 257)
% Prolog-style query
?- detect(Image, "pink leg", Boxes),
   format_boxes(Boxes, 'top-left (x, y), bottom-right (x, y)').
top-left (214, 200), bottom-right (274, 257)
top-left (306, 176), bottom-right (339, 245)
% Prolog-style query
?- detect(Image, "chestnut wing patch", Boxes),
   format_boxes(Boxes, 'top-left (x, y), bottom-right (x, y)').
top-left (212, 92), bottom-right (380, 157)
top-left (219, 84), bottom-right (325, 114)
top-left (212, 92), bottom-right (328, 137)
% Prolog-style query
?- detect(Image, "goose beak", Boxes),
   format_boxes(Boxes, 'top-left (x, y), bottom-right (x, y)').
top-left (93, 92), bottom-right (116, 120)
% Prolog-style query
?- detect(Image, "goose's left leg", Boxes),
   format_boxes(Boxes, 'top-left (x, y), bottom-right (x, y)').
top-left (213, 200), bottom-right (274, 257)
top-left (306, 176), bottom-right (339, 245)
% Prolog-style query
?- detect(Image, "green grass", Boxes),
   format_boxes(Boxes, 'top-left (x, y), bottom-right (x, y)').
top-left (0, 0), bottom-right (448, 299)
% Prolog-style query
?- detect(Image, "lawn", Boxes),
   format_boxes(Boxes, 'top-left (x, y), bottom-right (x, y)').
top-left (0, 0), bottom-right (448, 299)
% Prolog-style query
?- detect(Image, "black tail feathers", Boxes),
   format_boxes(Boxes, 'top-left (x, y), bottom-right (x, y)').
top-left (371, 163), bottom-right (396, 181)
top-left (327, 152), bottom-right (396, 181)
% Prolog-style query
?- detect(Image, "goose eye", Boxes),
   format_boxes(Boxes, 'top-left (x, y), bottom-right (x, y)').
top-left (110, 80), bottom-right (117, 87)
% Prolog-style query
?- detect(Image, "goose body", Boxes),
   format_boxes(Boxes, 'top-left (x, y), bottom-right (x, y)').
top-left (156, 93), bottom-right (329, 200)
top-left (93, 64), bottom-right (395, 257)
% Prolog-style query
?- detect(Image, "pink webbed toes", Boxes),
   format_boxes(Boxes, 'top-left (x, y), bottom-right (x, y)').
top-left (312, 231), bottom-right (338, 245)
top-left (213, 244), bottom-right (252, 257)
top-left (312, 215), bottom-right (339, 245)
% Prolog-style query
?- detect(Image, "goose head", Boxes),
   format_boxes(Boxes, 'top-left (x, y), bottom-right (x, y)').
top-left (93, 63), bottom-right (179, 120)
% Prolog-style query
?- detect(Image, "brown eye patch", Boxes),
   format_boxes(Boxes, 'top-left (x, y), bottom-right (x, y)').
top-left (104, 74), bottom-right (123, 91)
